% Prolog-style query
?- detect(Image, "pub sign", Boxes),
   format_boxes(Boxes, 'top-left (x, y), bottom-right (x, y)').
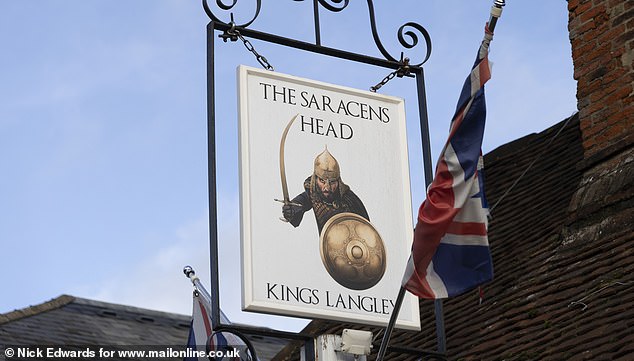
top-left (238, 65), bottom-right (420, 330)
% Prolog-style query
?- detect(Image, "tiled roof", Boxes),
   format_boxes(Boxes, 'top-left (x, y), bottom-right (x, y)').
top-left (274, 114), bottom-right (634, 360)
top-left (0, 295), bottom-right (288, 360)
top-left (0, 295), bottom-right (191, 346)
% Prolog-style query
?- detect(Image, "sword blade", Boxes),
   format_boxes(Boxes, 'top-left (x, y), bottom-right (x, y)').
top-left (279, 113), bottom-right (299, 203)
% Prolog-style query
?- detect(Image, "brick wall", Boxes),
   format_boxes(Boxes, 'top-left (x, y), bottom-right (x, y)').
top-left (565, 0), bottom-right (634, 253)
top-left (568, 0), bottom-right (634, 163)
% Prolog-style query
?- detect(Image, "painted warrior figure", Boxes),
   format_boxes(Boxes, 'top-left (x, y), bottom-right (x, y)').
top-left (282, 147), bottom-right (369, 234)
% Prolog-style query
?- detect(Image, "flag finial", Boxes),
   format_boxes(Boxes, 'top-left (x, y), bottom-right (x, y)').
top-left (183, 265), bottom-right (195, 278)
top-left (488, 0), bottom-right (506, 34)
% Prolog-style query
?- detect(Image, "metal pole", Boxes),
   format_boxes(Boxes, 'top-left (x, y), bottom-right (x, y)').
top-left (184, 266), bottom-right (213, 304)
top-left (375, 287), bottom-right (406, 361)
top-left (434, 300), bottom-right (446, 353)
top-left (487, 0), bottom-right (505, 34)
top-left (312, 0), bottom-right (321, 46)
top-left (206, 21), bottom-right (221, 328)
top-left (415, 65), bottom-right (449, 354)
top-left (415, 69), bottom-right (434, 187)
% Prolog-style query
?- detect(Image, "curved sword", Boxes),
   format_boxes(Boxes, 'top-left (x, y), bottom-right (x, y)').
top-left (274, 113), bottom-right (302, 222)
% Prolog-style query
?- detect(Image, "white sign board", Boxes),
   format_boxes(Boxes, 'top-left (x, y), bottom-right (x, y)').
top-left (238, 65), bottom-right (420, 330)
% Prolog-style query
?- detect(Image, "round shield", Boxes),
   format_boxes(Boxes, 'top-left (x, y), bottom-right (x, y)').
top-left (319, 212), bottom-right (386, 290)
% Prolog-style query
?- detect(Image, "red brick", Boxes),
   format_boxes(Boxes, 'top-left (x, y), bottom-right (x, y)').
top-left (601, 102), bottom-right (622, 120)
top-left (572, 41), bottom-right (597, 61)
top-left (604, 84), bottom-right (633, 104)
top-left (582, 137), bottom-right (598, 152)
top-left (588, 102), bottom-right (611, 119)
top-left (587, 78), bottom-right (621, 103)
top-left (569, 14), bottom-right (581, 32)
top-left (587, 62), bottom-right (610, 80)
top-left (595, 51), bottom-right (618, 69)
top-left (597, 123), bottom-right (628, 143)
top-left (584, 95), bottom-right (607, 114)
top-left (575, 51), bottom-right (611, 76)
top-left (579, 18), bottom-right (599, 36)
top-left (582, 134), bottom-right (597, 147)
top-left (598, 10), bottom-right (612, 28)
top-left (580, 118), bottom-right (595, 131)
top-left (574, 0), bottom-right (595, 17)
top-left (578, 79), bottom-right (606, 100)
top-left (616, 28), bottom-right (634, 45)
top-left (597, 23), bottom-right (626, 45)
top-left (592, 80), bottom-right (627, 103)
top-left (606, 105), bottom-right (633, 125)
top-left (583, 120), bottom-right (608, 139)
top-left (609, 44), bottom-right (626, 58)
top-left (577, 95), bottom-right (591, 110)
top-left (580, 4), bottom-right (607, 23)
top-left (589, 108), bottom-right (613, 127)
top-left (574, 62), bottom-right (595, 80)
top-left (571, 36), bottom-right (585, 51)
top-left (582, 27), bottom-right (601, 43)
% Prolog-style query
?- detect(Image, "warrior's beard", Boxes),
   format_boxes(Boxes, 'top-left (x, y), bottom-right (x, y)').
top-left (317, 186), bottom-right (340, 205)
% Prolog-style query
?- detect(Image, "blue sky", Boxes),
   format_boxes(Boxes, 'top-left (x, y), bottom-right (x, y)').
top-left (1, 1), bottom-right (576, 332)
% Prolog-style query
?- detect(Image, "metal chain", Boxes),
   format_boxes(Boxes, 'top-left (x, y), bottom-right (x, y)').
top-left (370, 70), bottom-right (398, 92)
top-left (370, 57), bottom-right (411, 92)
top-left (221, 23), bottom-right (274, 71)
top-left (236, 31), bottom-right (275, 71)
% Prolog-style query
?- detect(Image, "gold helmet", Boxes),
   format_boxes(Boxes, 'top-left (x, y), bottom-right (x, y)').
top-left (310, 146), bottom-right (349, 198)
top-left (313, 147), bottom-right (340, 181)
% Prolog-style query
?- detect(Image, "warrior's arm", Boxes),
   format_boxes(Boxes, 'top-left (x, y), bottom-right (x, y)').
top-left (283, 191), bottom-right (312, 227)
top-left (348, 189), bottom-right (370, 221)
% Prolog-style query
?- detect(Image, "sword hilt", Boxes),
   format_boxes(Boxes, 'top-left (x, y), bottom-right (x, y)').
top-left (274, 198), bottom-right (302, 207)
top-left (274, 198), bottom-right (302, 223)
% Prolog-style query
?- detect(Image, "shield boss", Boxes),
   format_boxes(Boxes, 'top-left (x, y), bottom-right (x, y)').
top-left (319, 212), bottom-right (386, 290)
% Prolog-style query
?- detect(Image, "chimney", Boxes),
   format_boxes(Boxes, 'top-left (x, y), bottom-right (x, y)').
top-left (565, 0), bottom-right (633, 241)
top-left (567, 0), bottom-right (633, 165)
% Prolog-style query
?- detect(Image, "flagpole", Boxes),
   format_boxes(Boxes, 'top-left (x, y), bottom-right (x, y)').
top-left (375, 286), bottom-right (406, 361)
top-left (488, 0), bottom-right (506, 34)
top-left (184, 266), bottom-right (213, 305)
top-left (375, 2), bottom-right (505, 360)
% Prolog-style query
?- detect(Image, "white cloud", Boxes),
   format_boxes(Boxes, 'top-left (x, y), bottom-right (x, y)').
top-left (85, 212), bottom-right (210, 316)
top-left (82, 197), bottom-right (308, 331)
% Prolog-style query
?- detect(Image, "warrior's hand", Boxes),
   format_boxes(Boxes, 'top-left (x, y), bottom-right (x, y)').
top-left (275, 198), bottom-right (303, 223)
top-left (282, 203), bottom-right (299, 221)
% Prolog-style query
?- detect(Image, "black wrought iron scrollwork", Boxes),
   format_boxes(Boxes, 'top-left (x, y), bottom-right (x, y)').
top-left (316, 0), bottom-right (349, 12)
top-left (366, 1), bottom-right (431, 66)
top-left (216, 0), bottom-right (236, 11)
top-left (202, 0), bottom-right (261, 28)
top-left (201, 0), bottom-right (432, 66)
top-left (398, 23), bottom-right (432, 65)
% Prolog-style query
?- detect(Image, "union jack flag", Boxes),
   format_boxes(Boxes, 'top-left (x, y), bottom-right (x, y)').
top-left (402, 28), bottom-right (495, 299)
top-left (185, 291), bottom-right (247, 360)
